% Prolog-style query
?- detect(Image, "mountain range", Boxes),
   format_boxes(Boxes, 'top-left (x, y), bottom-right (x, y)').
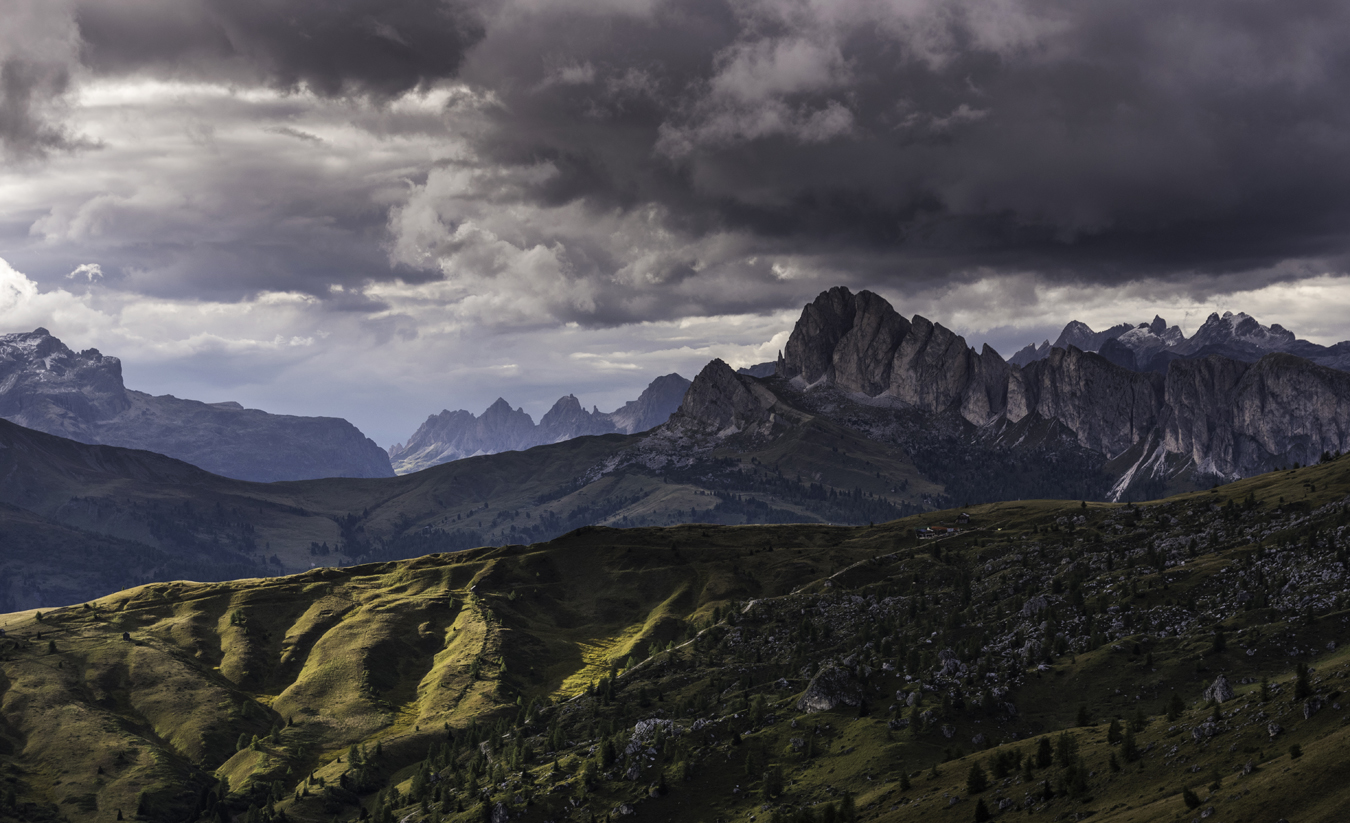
top-left (387, 374), bottom-right (691, 475)
top-left (1010, 311), bottom-right (1350, 374)
top-left (0, 329), bottom-right (394, 482)
top-left (769, 287), bottom-right (1350, 500)
top-left (0, 328), bottom-right (693, 482)
top-left (3, 287), bottom-right (1350, 610)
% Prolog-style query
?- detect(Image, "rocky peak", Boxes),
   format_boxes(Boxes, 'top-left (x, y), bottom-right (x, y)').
top-left (672, 359), bottom-right (775, 435)
top-left (607, 373), bottom-right (693, 434)
top-left (1052, 320), bottom-right (1135, 353)
top-left (0, 328), bottom-right (130, 425)
top-left (781, 286), bottom-right (861, 384)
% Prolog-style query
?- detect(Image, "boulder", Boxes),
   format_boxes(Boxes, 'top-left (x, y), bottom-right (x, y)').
top-left (1202, 675), bottom-right (1235, 704)
top-left (796, 665), bottom-right (864, 713)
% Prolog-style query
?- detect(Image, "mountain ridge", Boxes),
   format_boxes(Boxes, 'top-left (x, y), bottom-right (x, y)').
top-left (768, 288), bottom-right (1350, 497)
top-left (388, 373), bottom-right (692, 475)
top-left (0, 328), bottom-right (395, 482)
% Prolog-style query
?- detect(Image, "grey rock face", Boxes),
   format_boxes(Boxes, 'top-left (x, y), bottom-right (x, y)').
top-left (1165, 354), bottom-right (1350, 476)
top-left (1202, 674), bottom-right (1235, 704)
top-left (0, 329), bottom-right (393, 482)
top-left (671, 359), bottom-right (775, 435)
top-left (888, 315), bottom-right (974, 414)
top-left (770, 288), bottom-right (1350, 496)
top-left (831, 291), bottom-right (910, 396)
top-left (782, 286), bottom-right (859, 384)
top-left (796, 665), bottom-right (864, 713)
top-left (1013, 347), bottom-right (1165, 457)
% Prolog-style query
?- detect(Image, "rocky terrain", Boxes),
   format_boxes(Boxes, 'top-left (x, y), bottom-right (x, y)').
top-left (760, 287), bottom-right (1350, 499)
top-left (1012, 311), bottom-right (1350, 374)
top-left (3, 455), bottom-right (1350, 823)
top-left (389, 374), bottom-right (691, 475)
top-left (0, 329), bottom-right (394, 482)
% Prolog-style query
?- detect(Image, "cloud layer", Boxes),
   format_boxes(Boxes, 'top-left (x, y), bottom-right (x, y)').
top-left (5, 0), bottom-right (1350, 444)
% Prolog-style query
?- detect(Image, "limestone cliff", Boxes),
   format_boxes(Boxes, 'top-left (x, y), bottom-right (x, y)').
top-left (767, 288), bottom-right (1350, 496)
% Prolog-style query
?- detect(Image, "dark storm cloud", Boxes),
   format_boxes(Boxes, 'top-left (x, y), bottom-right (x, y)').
top-left (0, 59), bottom-right (88, 160)
top-left (431, 0), bottom-right (1350, 306)
top-left (74, 0), bottom-right (484, 98)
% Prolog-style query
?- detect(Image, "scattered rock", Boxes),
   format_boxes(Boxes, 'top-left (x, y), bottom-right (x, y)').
top-left (1202, 675), bottom-right (1234, 704)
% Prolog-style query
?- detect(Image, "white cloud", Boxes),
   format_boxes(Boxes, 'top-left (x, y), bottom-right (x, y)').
top-left (67, 262), bottom-right (102, 280)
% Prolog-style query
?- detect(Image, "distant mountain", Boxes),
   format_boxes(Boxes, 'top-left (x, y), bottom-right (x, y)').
top-left (1014, 311), bottom-right (1350, 374)
top-left (0, 328), bottom-right (394, 482)
top-left (389, 373), bottom-right (691, 474)
top-left (5, 287), bottom-right (1350, 609)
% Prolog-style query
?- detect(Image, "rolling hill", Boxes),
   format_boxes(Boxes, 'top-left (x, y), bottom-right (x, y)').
top-left (2, 455), bottom-right (1350, 822)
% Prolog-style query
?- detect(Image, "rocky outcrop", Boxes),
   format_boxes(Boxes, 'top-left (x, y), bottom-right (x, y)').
top-left (0, 329), bottom-right (394, 482)
top-left (796, 664), bottom-right (864, 713)
top-left (390, 373), bottom-right (691, 474)
top-left (538, 395), bottom-right (615, 443)
top-left (779, 289), bottom-right (1009, 423)
top-left (670, 359), bottom-right (776, 435)
top-left (1203, 675), bottom-right (1235, 704)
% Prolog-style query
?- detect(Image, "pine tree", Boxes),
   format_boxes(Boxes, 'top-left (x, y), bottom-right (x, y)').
top-left (1294, 663), bottom-right (1312, 701)
top-left (966, 762), bottom-right (989, 794)
top-left (1107, 718), bottom-right (1123, 744)
top-left (973, 798), bottom-right (992, 822)
top-left (1121, 728), bottom-right (1141, 763)
top-left (1035, 736), bottom-right (1053, 769)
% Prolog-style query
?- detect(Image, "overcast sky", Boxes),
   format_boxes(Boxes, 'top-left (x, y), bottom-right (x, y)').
top-left (5, 0), bottom-right (1350, 447)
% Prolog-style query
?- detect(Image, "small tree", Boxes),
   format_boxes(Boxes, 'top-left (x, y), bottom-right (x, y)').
top-left (973, 798), bottom-right (992, 822)
top-left (966, 762), bottom-right (989, 794)
top-left (1167, 692), bottom-right (1186, 721)
top-left (1106, 718), bottom-right (1123, 744)
top-left (1294, 663), bottom-right (1312, 701)
top-left (1121, 729), bottom-right (1141, 763)
top-left (1289, 744), bottom-right (1303, 759)
top-left (1182, 786), bottom-right (1201, 809)
top-left (1035, 736), bottom-right (1053, 769)
top-left (1076, 705), bottom-right (1090, 726)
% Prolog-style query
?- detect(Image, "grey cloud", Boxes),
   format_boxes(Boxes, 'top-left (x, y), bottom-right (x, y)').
top-left (74, 0), bottom-right (484, 99)
top-left (427, 0), bottom-right (1350, 310)
top-left (0, 59), bottom-right (87, 161)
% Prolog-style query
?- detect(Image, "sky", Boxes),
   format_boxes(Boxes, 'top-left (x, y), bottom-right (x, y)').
top-left (5, 0), bottom-right (1350, 447)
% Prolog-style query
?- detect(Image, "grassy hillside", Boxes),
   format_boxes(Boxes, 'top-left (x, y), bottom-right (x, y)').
top-left (3, 454), bottom-right (1350, 822)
